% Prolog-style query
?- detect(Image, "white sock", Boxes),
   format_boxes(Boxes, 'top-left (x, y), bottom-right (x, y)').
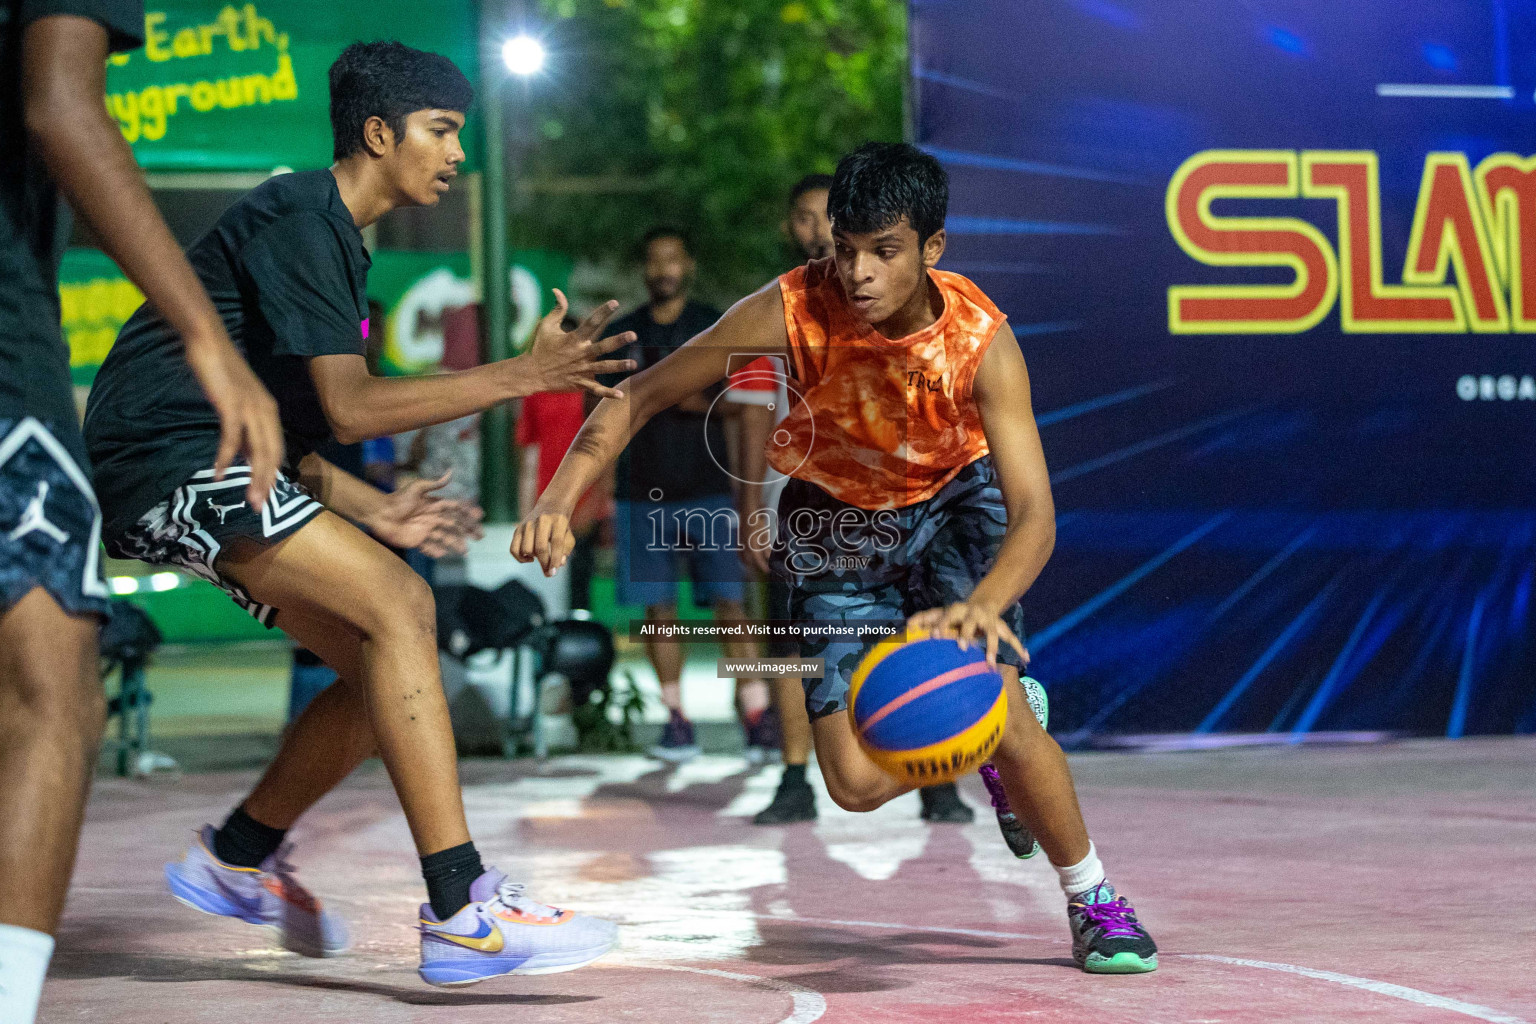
top-left (1053, 843), bottom-right (1107, 897)
top-left (0, 923), bottom-right (56, 1024)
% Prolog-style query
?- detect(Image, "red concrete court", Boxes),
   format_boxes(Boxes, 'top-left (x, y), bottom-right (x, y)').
top-left (43, 738), bottom-right (1536, 1023)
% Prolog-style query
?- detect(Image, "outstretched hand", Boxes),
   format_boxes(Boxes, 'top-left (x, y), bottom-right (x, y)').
top-left (366, 471), bottom-right (485, 557)
top-left (906, 601), bottom-right (1029, 668)
top-left (523, 289), bottom-right (638, 399)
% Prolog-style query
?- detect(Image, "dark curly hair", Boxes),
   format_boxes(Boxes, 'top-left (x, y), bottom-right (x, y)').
top-left (828, 143), bottom-right (948, 244)
top-left (329, 41), bottom-right (474, 161)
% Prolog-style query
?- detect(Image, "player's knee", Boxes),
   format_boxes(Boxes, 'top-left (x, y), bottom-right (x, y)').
top-left (828, 787), bottom-right (887, 814)
top-left (365, 567), bottom-right (437, 643)
top-left (398, 572), bottom-right (438, 637)
top-left (993, 710), bottom-right (1052, 766)
top-left (3, 656), bottom-right (104, 744)
top-left (822, 772), bottom-right (892, 813)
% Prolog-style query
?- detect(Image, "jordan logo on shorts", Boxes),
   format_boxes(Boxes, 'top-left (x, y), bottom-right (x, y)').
top-left (207, 498), bottom-right (247, 524)
top-left (8, 481), bottom-right (70, 544)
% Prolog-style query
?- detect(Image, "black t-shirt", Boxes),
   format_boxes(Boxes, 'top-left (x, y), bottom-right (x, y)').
top-left (84, 169), bottom-right (370, 535)
top-left (0, 0), bottom-right (143, 462)
top-left (601, 300), bottom-right (729, 502)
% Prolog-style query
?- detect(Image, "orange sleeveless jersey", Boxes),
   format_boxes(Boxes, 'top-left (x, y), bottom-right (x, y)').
top-left (768, 257), bottom-right (1007, 510)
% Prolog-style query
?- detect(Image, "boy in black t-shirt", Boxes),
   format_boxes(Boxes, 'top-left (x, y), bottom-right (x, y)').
top-left (84, 42), bottom-right (636, 986)
top-left (0, 4), bottom-right (284, 1020)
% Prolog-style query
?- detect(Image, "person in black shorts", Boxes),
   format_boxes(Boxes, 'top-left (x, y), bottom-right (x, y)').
top-left (0, 4), bottom-right (284, 1021)
top-left (83, 42), bottom-right (636, 987)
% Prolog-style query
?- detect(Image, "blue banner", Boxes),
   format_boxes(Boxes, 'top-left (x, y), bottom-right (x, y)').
top-left (911, 0), bottom-right (1536, 737)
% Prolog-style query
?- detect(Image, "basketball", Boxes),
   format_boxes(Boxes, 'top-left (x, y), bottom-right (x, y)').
top-left (849, 632), bottom-right (1009, 786)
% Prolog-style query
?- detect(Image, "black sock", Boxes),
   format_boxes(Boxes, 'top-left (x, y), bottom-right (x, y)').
top-left (422, 841), bottom-right (485, 920)
top-left (781, 763), bottom-right (808, 787)
top-left (212, 806), bottom-right (287, 868)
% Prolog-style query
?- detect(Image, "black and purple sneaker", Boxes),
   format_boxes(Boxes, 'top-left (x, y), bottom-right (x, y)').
top-left (979, 676), bottom-right (1049, 858)
top-left (979, 763), bottom-right (1038, 857)
top-left (1067, 882), bottom-right (1158, 974)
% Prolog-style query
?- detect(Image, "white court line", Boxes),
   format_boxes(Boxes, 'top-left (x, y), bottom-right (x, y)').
top-left (746, 911), bottom-right (1050, 942)
top-left (632, 963), bottom-right (827, 1024)
top-left (678, 912), bottom-right (1530, 1024)
top-left (1182, 955), bottom-right (1531, 1024)
top-left (1376, 83), bottom-right (1514, 99)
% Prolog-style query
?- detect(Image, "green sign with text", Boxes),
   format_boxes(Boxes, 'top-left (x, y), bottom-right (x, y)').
top-left (105, 2), bottom-right (480, 171)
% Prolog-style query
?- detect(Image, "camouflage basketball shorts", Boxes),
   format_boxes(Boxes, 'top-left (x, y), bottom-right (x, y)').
top-left (768, 455), bottom-right (1028, 719)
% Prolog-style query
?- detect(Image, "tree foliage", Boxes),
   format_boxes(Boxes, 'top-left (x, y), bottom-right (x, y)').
top-left (510, 0), bottom-right (906, 300)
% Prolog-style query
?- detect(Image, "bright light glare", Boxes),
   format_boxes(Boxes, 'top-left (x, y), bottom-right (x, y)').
top-left (149, 572), bottom-right (180, 592)
top-left (502, 35), bottom-right (546, 76)
top-left (109, 576), bottom-right (140, 596)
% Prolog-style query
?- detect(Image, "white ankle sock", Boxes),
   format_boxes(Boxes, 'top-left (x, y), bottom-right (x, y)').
top-left (0, 923), bottom-right (56, 1024)
top-left (1053, 843), bottom-right (1107, 897)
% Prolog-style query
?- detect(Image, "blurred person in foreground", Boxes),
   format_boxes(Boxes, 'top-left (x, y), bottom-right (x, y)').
top-left (0, 5), bottom-right (283, 1022)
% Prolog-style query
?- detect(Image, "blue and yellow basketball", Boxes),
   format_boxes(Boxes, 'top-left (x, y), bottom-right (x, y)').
top-left (849, 632), bottom-right (1008, 786)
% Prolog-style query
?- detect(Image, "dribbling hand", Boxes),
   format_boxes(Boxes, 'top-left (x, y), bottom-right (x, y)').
top-left (906, 601), bottom-right (1029, 669)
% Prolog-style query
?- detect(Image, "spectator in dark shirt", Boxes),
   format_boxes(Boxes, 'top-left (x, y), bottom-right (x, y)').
top-left (601, 228), bottom-right (768, 761)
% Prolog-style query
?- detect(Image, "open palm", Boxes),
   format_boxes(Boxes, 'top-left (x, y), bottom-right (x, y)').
top-left (524, 289), bottom-right (638, 399)
top-left (369, 472), bottom-right (485, 557)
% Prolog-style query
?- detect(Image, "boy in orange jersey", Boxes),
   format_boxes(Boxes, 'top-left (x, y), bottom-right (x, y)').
top-left (512, 143), bottom-right (1157, 973)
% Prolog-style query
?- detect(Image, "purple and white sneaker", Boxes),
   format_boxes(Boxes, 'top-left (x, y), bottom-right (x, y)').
top-left (979, 676), bottom-right (1049, 858)
top-left (164, 825), bottom-right (348, 957)
top-left (418, 868), bottom-right (617, 986)
top-left (1067, 882), bottom-right (1158, 973)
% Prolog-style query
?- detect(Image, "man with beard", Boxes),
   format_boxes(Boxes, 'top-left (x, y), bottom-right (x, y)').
top-left (603, 227), bottom-right (767, 760)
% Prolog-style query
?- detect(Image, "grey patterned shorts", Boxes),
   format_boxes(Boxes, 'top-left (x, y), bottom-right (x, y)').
top-left (104, 464), bottom-right (324, 627)
top-left (768, 455), bottom-right (1029, 719)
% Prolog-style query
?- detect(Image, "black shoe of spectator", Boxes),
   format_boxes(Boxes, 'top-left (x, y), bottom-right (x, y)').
top-left (753, 775), bottom-right (817, 824)
top-left (918, 782), bottom-right (975, 823)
